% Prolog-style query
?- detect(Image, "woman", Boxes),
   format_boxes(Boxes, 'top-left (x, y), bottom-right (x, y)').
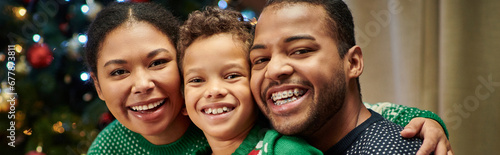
top-left (84, 2), bottom-right (209, 154)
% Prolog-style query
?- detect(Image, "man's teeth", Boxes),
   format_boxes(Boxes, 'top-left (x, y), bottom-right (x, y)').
top-left (271, 88), bottom-right (304, 105)
top-left (131, 100), bottom-right (163, 111)
top-left (204, 107), bottom-right (231, 115)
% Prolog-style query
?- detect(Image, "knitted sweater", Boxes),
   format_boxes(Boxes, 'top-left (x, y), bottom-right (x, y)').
top-left (87, 120), bottom-right (210, 155)
top-left (87, 102), bottom-right (447, 154)
top-left (325, 109), bottom-right (423, 154)
top-left (233, 122), bottom-right (322, 155)
top-left (364, 102), bottom-right (449, 138)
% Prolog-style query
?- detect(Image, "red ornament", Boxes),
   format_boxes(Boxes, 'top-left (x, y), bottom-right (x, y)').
top-left (27, 43), bottom-right (53, 68)
top-left (99, 112), bottom-right (115, 125)
top-left (25, 150), bottom-right (46, 155)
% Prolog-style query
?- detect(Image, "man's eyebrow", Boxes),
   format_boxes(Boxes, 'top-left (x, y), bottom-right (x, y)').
top-left (250, 44), bottom-right (266, 51)
top-left (147, 48), bottom-right (169, 58)
top-left (284, 35), bottom-right (316, 43)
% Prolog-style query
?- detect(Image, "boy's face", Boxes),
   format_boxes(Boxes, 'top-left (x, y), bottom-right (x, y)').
top-left (182, 33), bottom-right (256, 139)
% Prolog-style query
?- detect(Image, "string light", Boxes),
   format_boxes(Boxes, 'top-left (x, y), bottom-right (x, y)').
top-left (15, 44), bottom-right (22, 53)
top-left (80, 72), bottom-right (89, 81)
top-left (78, 34), bottom-right (87, 44)
top-left (218, 0), bottom-right (228, 9)
top-left (18, 8), bottom-right (26, 16)
top-left (33, 34), bottom-right (41, 43)
top-left (241, 9), bottom-right (256, 21)
top-left (81, 4), bottom-right (90, 14)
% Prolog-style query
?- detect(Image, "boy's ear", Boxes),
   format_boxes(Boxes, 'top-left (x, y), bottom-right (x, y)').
top-left (91, 73), bottom-right (105, 101)
top-left (344, 45), bottom-right (364, 79)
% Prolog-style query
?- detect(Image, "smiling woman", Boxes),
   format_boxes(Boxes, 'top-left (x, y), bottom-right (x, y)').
top-left (84, 2), bottom-right (210, 155)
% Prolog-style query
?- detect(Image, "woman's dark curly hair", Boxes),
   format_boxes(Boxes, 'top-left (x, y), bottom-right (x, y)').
top-left (84, 2), bottom-right (180, 77)
top-left (177, 6), bottom-right (253, 73)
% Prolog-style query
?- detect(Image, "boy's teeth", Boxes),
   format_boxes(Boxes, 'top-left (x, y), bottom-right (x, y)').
top-left (131, 100), bottom-right (163, 111)
top-left (204, 107), bottom-right (231, 115)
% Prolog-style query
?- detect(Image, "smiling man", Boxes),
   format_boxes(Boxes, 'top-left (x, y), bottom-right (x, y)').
top-left (249, 0), bottom-right (423, 154)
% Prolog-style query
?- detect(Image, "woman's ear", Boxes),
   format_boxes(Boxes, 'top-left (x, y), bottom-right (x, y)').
top-left (344, 45), bottom-right (364, 79)
top-left (91, 73), bottom-right (105, 101)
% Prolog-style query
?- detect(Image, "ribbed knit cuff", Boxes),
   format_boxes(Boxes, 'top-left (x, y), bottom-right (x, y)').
top-left (418, 111), bottom-right (450, 139)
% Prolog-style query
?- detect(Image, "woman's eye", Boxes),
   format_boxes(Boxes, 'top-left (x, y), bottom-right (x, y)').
top-left (150, 59), bottom-right (167, 67)
top-left (110, 69), bottom-right (128, 76)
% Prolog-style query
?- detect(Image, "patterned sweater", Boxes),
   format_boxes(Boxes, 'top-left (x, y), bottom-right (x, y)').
top-left (234, 122), bottom-right (322, 155)
top-left (325, 109), bottom-right (423, 154)
top-left (87, 121), bottom-right (210, 155)
top-left (87, 102), bottom-right (448, 154)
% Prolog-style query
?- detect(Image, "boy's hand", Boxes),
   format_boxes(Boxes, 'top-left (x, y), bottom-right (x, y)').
top-left (401, 117), bottom-right (454, 155)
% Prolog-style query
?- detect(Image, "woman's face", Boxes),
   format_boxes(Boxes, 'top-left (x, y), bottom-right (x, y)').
top-left (93, 22), bottom-right (184, 137)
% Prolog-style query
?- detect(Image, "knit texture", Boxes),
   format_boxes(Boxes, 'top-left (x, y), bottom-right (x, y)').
top-left (364, 102), bottom-right (449, 138)
top-left (237, 122), bottom-right (322, 155)
top-left (87, 120), bottom-right (210, 155)
top-left (325, 109), bottom-right (423, 154)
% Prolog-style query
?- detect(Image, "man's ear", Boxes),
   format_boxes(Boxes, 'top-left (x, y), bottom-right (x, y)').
top-left (91, 73), bottom-right (105, 101)
top-left (344, 45), bottom-right (364, 79)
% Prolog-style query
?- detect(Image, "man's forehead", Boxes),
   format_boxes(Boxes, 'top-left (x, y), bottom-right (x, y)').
top-left (254, 3), bottom-right (326, 42)
top-left (261, 2), bottom-right (323, 20)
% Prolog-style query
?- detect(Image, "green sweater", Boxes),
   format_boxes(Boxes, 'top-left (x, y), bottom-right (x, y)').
top-left (87, 102), bottom-right (448, 154)
top-left (233, 122), bottom-right (322, 155)
top-left (87, 120), bottom-right (210, 155)
top-left (364, 102), bottom-right (449, 138)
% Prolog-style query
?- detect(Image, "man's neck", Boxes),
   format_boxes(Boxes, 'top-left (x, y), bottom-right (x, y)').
top-left (305, 96), bottom-right (371, 152)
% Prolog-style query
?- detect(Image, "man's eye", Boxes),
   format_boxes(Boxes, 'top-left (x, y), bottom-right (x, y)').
top-left (110, 69), bottom-right (128, 76)
top-left (253, 58), bottom-right (270, 65)
top-left (150, 59), bottom-right (167, 67)
top-left (292, 49), bottom-right (313, 55)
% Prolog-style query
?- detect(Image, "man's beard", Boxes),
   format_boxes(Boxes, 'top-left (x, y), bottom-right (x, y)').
top-left (265, 68), bottom-right (347, 136)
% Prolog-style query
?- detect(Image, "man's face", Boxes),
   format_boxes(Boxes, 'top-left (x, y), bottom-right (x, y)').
top-left (250, 3), bottom-right (347, 136)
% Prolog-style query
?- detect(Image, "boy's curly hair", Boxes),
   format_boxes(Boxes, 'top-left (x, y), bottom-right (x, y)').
top-left (177, 6), bottom-right (253, 73)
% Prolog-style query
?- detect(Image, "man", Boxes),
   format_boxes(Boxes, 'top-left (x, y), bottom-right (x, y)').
top-left (249, 0), bottom-right (451, 154)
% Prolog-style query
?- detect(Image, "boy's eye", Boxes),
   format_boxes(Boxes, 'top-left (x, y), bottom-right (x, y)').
top-left (225, 73), bottom-right (242, 79)
top-left (188, 78), bottom-right (204, 83)
top-left (110, 69), bottom-right (128, 76)
top-left (150, 59), bottom-right (167, 68)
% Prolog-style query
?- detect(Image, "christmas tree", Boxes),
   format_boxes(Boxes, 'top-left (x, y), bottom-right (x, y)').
top-left (0, 0), bottom-right (257, 154)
